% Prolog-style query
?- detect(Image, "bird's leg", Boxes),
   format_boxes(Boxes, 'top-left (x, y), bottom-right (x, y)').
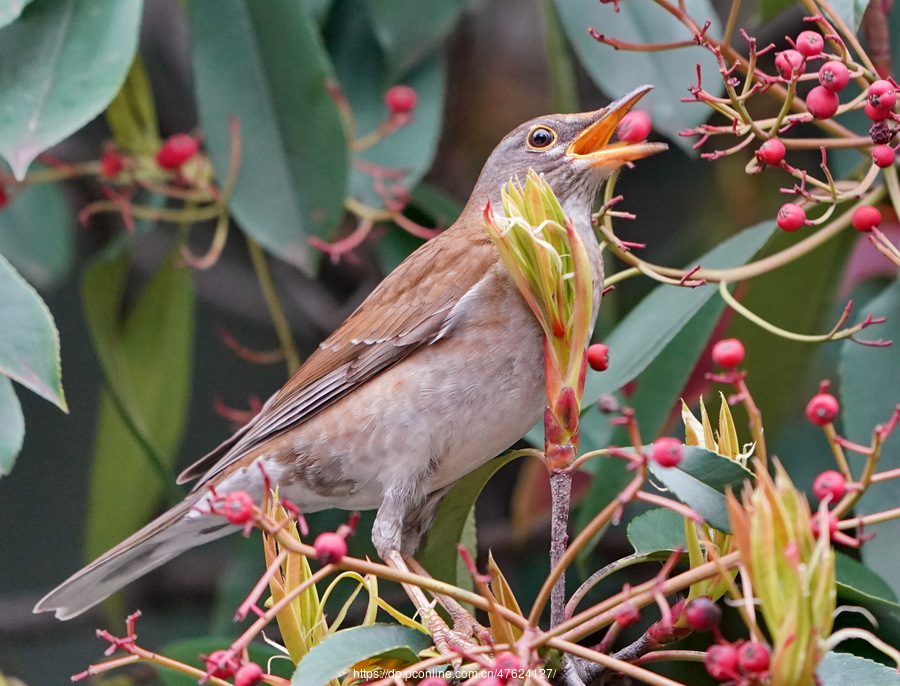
top-left (405, 556), bottom-right (489, 643)
top-left (383, 550), bottom-right (460, 658)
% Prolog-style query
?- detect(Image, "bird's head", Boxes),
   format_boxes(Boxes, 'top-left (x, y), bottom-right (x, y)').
top-left (471, 85), bottom-right (668, 219)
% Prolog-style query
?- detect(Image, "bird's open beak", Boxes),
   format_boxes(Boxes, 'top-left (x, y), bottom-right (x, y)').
top-left (566, 85), bottom-right (668, 166)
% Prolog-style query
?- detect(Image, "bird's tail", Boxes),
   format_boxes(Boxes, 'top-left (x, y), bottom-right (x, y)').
top-left (34, 496), bottom-right (238, 620)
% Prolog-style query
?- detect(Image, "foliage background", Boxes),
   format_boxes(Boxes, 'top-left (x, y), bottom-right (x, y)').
top-left (0, 0), bottom-right (897, 683)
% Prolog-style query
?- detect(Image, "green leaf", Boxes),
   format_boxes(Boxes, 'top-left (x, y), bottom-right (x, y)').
top-left (579, 290), bottom-right (727, 454)
top-left (291, 624), bottom-right (431, 686)
top-left (0, 376), bottom-right (24, 475)
top-left (420, 452), bottom-right (522, 588)
top-left (839, 279), bottom-right (900, 598)
top-left (835, 553), bottom-right (900, 651)
top-left (554, 0), bottom-right (722, 149)
top-left (327, 0), bottom-right (445, 211)
top-left (190, 0), bottom-right (348, 273)
top-left (0, 0), bottom-right (33, 29)
top-left (158, 637), bottom-right (290, 686)
top-left (584, 221), bottom-right (777, 405)
top-left (727, 223), bottom-right (855, 439)
top-left (828, 0), bottom-right (870, 31)
top-left (818, 651), bottom-right (900, 684)
top-left (81, 251), bottom-right (194, 566)
top-left (0, 0), bottom-right (143, 179)
top-left (0, 174), bottom-right (73, 289)
top-left (105, 56), bottom-right (160, 155)
top-left (626, 507), bottom-right (688, 556)
top-left (0, 253), bottom-right (65, 409)
top-left (836, 552), bottom-right (898, 603)
top-left (647, 446), bottom-right (753, 533)
top-left (363, 0), bottom-right (461, 79)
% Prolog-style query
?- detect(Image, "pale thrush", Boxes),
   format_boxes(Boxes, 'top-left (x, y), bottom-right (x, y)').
top-left (36, 85), bottom-right (665, 620)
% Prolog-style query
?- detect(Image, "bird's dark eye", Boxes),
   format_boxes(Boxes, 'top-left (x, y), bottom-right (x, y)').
top-left (526, 125), bottom-right (557, 150)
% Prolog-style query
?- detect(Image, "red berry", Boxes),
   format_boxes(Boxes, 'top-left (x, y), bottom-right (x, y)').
top-left (865, 102), bottom-right (892, 122)
top-left (614, 603), bottom-right (641, 627)
top-left (813, 470), bottom-right (848, 501)
top-left (795, 30), bottom-right (824, 57)
top-left (314, 531), bottom-right (347, 564)
top-left (235, 662), bottom-right (264, 686)
top-left (651, 437), bottom-right (684, 468)
top-left (156, 133), bottom-right (198, 169)
top-left (775, 49), bottom-right (805, 79)
top-left (806, 85), bottom-right (840, 119)
top-left (756, 138), bottom-right (786, 165)
top-left (738, 641), bottom-right (771, 674)
top-left (712, 338), bottom-right (745, 368)
top-left (385, 85), bottom-right (417, 114)
top-left (100, 149), bottom-right (125, 178)
top-left (0, 186), bottom-right (8, 211)
top-left (223, 491), bottom-right (255, 524)
top-left (617, 110), bottom-right (653, 143)
top-left (777, 202), bottom-right (806, 231)
top-left (205, 650), bottom-right (240, 679)
top-left (851, 205), bottom-right (881, 232)
top-left (811, 510), bottom-right (840, 538)
top-left (868, 80), bottom-right (897, 111)
top-left (587, 343), bottom-right (610, 372)
top-left (705, 643), bottom-right (740, 680)
top-left (818, 61), bottom-right (850, 92)
top-left (494, 651), bottom-right (522, 680)
top-left (684, 596), bottom-right (721, 632)
top-left (872, 144), bottom-right (896, 168)
top-left (806, 392), bottom-right (839, 425)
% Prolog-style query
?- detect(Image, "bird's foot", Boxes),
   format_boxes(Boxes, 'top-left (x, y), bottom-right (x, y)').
top-left (424, 609), bottom-right (484, 667)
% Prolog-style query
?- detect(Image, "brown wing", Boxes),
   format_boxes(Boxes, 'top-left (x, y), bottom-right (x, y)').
top-left (178, 222), bottom-right (496, 487)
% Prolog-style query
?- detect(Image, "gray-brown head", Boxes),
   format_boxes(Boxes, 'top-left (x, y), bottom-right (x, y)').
top-left (468, 85), bottom-right (668, 220)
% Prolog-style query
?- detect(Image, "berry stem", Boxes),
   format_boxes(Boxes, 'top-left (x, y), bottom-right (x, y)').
top-left (247, 238), bottom-right (301, 375)
top-left (733, 375), bottom-right (768, 466)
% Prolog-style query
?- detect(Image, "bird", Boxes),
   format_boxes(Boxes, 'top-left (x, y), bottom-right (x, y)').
top-left (35, 85), bottom-right (666, 622)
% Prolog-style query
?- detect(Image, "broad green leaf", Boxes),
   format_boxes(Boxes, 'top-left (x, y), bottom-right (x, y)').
top-left (0, 253), bottom-right (65, 409)
top-left (0, 0), bottom-right (33, 29)
top-left (327, 0), bottom-right (445, 211)
top-left (836, 552), bottom-right (898, 603)
top-left (420, 452), bottom-right (522, 588)
top-left (0, 376), bottom-right (24, 475)
top-left (647, 446), bottom-right (753, 532)
top-left (0, 0), bottom-right (143, 179)
top-left (363, 0), bottom-right (461, 79)
top-left (584, 221), bottom-right (777, 406)
top-left (291, 624), bottom-right (431, 686)
top-left (0, 176), bottom-right (73, 289)
top-left (579, 291), bottom-right (727, 454)
top-left (82, 252), bottom-right (194, 567)
top-left (835, 553), bottom-right (900, 651)
top-left (819, 651), bottom-right (900, 684)
top-left (828, 0), bottom-right (870, 31)
top-left (554, 0), bottom-right (722, 149)
top-left (726, 223), bottom-right (855, 439)
top-left (626, 507), bottom-right (688, 556)
top-left (158, 636), bottom-right (290, 686)
top-left (839, 278), bottom-right (900, 598)
top-left (190, 0), bottom-right (348, 273)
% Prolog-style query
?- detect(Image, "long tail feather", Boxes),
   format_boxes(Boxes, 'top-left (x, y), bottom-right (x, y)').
top-left (34, 497), bottom-right (238, 620)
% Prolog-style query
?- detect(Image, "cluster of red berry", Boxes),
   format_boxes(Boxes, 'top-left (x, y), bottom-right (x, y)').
top-left (762, 29), bottom-right (896, 234)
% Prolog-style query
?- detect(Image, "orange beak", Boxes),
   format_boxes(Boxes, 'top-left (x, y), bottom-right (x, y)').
top-left (566, 85), bottom-right (668, 166)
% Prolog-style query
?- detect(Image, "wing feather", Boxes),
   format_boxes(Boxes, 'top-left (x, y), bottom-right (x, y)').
top-left (178, 224), bottom-right (495, 486)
